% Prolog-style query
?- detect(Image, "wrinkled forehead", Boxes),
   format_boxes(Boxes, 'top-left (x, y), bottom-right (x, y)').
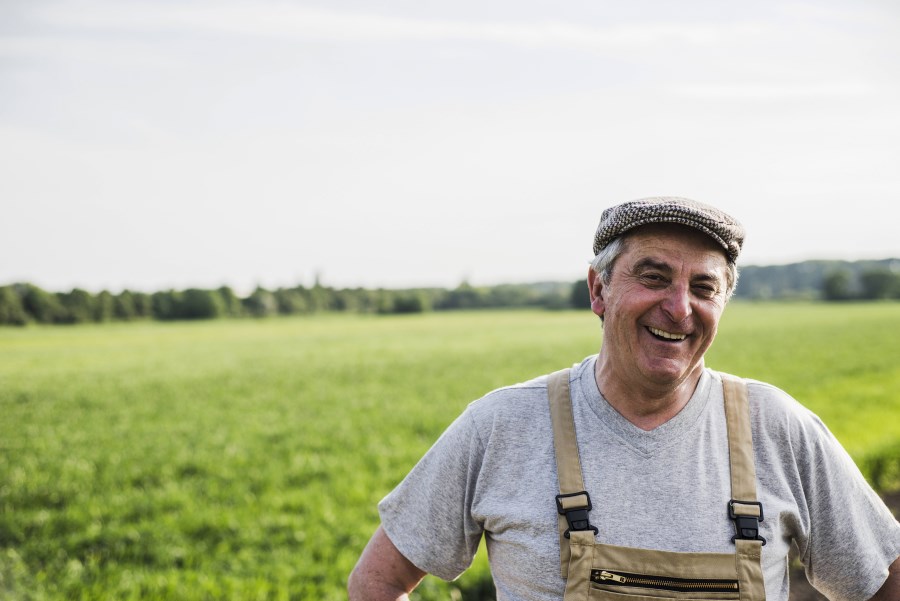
top-left (621, 222), bottom-right (730, 258)
top-left (619, 224), bottom-right (730, 275)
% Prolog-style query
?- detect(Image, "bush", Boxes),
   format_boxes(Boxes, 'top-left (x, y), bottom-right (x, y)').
top-left (822, 270), bottom-right (853, 301)
top-left (57, 289), bottom-right (95, 324)
top-left (0, 286), bottom-right (28, 326)
top-left (570, 278), bottom-right (591, 309)
top-left (217, 286), bottom-right (243, 317)
top-left (93, 291), bottom-right (115, 322)
top-left (243, 288), bottom-right (277, 318)
top-left (151, 291), bottom-right (182, 320)
top-left (859, 269), bottom-right (900, 300)
top-left (114, 291), bottom-right (137, 321)
top-left (389, 292), bottom-right (428, 314)
top-left (274, 288), bottom-right (310, 315)
top-left (20, 284), bottom-right (66, 323)
top-left (180, 289), bottom-right (225, 320)
top-left (131, 292), bottom-right (154, 318)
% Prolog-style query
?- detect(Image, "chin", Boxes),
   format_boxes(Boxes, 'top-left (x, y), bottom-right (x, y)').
top-left (641, 362), bottom-right (696, 386)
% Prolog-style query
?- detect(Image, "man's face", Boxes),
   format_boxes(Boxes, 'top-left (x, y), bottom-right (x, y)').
top-left (590, 223), bottom-right (730, 391)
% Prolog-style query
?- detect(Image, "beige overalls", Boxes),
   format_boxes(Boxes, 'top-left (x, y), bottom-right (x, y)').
top-left (548, 370), bottom-right (767, 601)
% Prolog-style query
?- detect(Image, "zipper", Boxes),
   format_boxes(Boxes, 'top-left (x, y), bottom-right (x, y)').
top-left (592, 569), bottom-right (739, 593)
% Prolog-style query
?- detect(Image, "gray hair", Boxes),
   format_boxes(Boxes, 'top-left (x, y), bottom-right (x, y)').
top-left (590, 234), bottom-right (739, 301)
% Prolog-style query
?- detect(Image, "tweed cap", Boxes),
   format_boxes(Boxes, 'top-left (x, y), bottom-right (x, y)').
top-left (593, 197), bottom-right (745, 263)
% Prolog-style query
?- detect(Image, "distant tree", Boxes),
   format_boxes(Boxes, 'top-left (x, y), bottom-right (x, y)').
top-left (20, 284), bottom-right (66, 323)
top-left (131, 292), bottom-right (153, 318)
top-left (274, 288), bottom-right (309, 315)
top-left (114, 290), bottom-right (137, 320)
top-left (334, 287), bottom-right (378, 312)
top-left (541, 293), bottom-right (572, 310)
top-left (822, 270), bottom-right (854, 301)
top-left (332, 288), bottom-right (364, 312)
top-left (181, 289), bottom-right (224, 319)
top-left (859, 269), bottom-right (900, 300)
top-left (372, 290), bottom-right (393, 314)
top-left (93, 291), bottom-right (115, 322)
top-left (243, 287), bottom-right (277, 317)
top-left (307, 285), bottom-right (333, 312)
top-left (57, 288), bottom-right (95, 323)
top-left (217, 286), bottom-right (243, 317)
top-left (152, 290), bottom-right (182, 320)
top-left (347, 288), bottom-right (370, 311)
top-left (484, 284), bottom-right (533, 308)
top-left (0, 286), bottom-right (29, 326)
top-left (439, 282), bottom-right (485, 310)
top-left (570, 278), bottom-right (591, 309)
top-left (388, 291), bottom-right (429, 314)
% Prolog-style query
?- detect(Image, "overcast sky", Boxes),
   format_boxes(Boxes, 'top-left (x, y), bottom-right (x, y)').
top-left (2, 0), bottom-right (899, 294)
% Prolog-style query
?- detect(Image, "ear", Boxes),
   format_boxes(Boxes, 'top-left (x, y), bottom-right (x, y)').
top-left (587, 268), bottom-right (605, 318)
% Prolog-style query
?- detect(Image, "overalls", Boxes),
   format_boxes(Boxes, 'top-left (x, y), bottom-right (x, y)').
top-left (547, 370), bottom-right (767, 601)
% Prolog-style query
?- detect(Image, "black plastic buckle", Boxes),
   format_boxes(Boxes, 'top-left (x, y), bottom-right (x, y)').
top-left (728, 500), bottom-right (766, 545)
top-left (556, 491), bottom-right (599, 538)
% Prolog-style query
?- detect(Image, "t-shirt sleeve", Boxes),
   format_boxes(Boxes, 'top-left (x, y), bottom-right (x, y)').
top-left (378, 408), bottom-right (486, 581)
top-left (790, 406), bottom-right (900, 601)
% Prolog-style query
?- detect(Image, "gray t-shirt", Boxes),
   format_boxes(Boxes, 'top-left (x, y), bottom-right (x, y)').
top-left (379, 356), bottom-right (900, 601)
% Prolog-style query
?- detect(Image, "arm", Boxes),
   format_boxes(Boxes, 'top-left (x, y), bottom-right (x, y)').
top-left (868, 555), bottom-right (900, 601)
top-left (348, 525), bottom-right (427, 601)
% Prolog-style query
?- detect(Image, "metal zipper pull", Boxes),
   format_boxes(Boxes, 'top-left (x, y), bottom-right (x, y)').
top-left (599, 571), bottom-right (626, 583)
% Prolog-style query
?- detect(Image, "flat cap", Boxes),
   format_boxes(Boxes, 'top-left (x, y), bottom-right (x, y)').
top-left (593, 196), bottom-right (745, 263)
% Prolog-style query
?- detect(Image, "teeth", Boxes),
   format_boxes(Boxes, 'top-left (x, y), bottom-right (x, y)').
top-left (648, 327), bottom-right (687, 341)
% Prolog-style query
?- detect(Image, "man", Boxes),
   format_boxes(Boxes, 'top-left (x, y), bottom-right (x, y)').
top-left (349, 197), bottom-right (900, 600)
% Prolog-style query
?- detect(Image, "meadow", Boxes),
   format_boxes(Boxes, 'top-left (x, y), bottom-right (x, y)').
top-left (1, 303), bottom-right (898, 600)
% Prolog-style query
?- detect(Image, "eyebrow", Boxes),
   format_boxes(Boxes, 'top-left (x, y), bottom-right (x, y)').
top-left (632, 258), bottom-right (671, 274)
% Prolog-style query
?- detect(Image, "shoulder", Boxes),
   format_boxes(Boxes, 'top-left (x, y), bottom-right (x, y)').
top-left (465, 356), bottom-right (595, 417)
top-left (463, 357), bottom-right (594, 441)
top-left (746, 378), bottom-right (826, 434)
top-left (714, 371), bottom-right (838, 455)
top-left (714, 370), bottom-right (818, 423)
top-left (464, 373), bottom-right (550, 432)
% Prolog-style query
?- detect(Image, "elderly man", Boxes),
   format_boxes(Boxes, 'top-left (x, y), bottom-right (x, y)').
top-left (349, 197), bottom-right (900, 601)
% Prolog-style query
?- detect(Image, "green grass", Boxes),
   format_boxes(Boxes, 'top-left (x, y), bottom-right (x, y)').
top-left (0, 304), bottom-right (898, 600)
top-left (708, 302), bottom-right (900, 479)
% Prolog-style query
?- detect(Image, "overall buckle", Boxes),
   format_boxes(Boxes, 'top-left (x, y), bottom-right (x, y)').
top-left (729, 499), bottom-right (766, 545)
top-left (556, 491), bottom-right (599, 538)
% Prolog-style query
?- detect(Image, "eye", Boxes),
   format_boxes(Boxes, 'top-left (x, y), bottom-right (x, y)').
top-left (639, 273), bottom-right (668, 286)
top-left (692, 284), bottom-right (718, 298)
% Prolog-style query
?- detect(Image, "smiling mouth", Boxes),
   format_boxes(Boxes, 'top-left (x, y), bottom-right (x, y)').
top-left (647, 326), bottom-right (687, 341)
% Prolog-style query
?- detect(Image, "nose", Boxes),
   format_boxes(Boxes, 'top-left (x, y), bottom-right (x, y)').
top-left (661, 283), bottom-right (692, 323)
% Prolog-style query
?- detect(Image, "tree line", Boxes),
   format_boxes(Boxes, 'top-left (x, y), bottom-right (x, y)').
top-left (1, 258), bottom-right (897, 326)
top-left (0, 281), bottom-right (578, 326)
top-left (734, 259), bottom-right (900, 301)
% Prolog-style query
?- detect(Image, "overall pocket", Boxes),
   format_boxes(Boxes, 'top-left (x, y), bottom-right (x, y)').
top-left (589, 569), bottom-right (741, 601)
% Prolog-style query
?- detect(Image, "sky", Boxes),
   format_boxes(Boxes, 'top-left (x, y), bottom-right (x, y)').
top-left (2, 0), bottom-right (899, 295)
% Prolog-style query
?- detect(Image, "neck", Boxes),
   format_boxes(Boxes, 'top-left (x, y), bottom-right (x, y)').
top-left (593, 355), bottom-right (705, 431)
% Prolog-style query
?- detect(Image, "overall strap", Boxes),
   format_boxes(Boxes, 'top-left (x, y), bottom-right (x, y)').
top-left (721, 372), bottom-right (767, 601)
top-left (548, 368), bottom-right (596, 579)
top-left (722, 373), bottom-right (758, 504)
top-left (721, 373), bottom-right (765, 541)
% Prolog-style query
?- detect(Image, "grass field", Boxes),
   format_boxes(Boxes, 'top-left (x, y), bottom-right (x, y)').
top-left (1, 303), bottom-right (898, 600)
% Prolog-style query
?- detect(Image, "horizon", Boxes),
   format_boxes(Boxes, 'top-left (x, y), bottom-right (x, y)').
top-left (5, 255), bottom-right (898, 296)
